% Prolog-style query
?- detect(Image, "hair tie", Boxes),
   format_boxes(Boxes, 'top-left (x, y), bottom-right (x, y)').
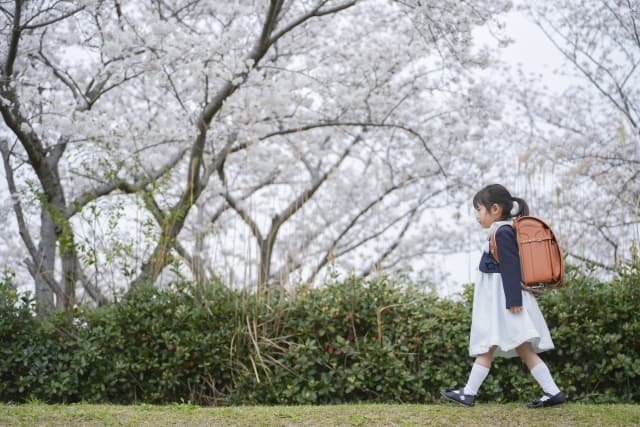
top-left (510, 200), bottom-right (520, 217)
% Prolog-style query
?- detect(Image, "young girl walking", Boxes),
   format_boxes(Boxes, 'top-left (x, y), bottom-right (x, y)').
top-left (441, 184), bottom-right (565, 408)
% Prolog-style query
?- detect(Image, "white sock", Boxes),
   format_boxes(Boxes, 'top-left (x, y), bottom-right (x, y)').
top-left (530, 362), bottom-right (561, 398)
top-left (463, 363), bottom-right (490, 396)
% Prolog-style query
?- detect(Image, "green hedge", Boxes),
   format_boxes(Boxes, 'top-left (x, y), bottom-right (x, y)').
top-left (1, 267), bottom-right (638, 405)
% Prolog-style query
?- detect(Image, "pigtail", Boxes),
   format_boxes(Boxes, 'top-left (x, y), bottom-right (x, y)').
top-left (473, 184), bottom-right (531, 219)
top-left (511, 197), bottom-right (529, 217)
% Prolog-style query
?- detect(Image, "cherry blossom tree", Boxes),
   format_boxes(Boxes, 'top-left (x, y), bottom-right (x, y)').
top-left (511, 0), bottom-right (639, 271)
top-left (1, 0), bottom-right (512, 313)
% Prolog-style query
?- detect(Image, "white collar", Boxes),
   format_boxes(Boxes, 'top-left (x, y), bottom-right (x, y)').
top-left (487, 219), bottom-right (513, 239)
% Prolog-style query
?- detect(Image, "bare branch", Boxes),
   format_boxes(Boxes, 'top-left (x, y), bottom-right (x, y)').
top-left (22, 5), bottom-right (85, 30)
top-left (219, 169), bottom-right (264, 243)
top-left (75, 258), bottom-right (108, 306)
top-left (0, 138), bottom-right (37, 260)
top-left (3, 0), bottom-right (22, 77)
top-left (305, 178), bottom-right (419, 283)
top-left (361, 203), bottom-right (421, 277)
top-left (273, 134), bottom-right (361, 232)
top-left (269, 1), bottom-right (357, 45)
top-left (25, 257), bottom-right (65, 299)
top-left (258, 120), bottom-right (447, 177)
top-left (64, 145), bottom-right (190, 219)
top-left (568, 252), bottom-right (616, 271)
top-left (535, 15), bottom-right (638, 128)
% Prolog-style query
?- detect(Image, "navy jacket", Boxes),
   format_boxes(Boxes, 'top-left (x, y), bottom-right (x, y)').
top-left (478, 225), bottom-right (522, 308)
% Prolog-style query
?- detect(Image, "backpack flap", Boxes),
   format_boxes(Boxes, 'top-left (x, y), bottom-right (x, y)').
top-left (513, 217), bottom-right (565, 287)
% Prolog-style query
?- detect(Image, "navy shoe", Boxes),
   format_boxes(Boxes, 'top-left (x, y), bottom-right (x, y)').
top-left (527, 391), bottom-right (566, 408)
top-left (440, 388), bottom-right (476, 407)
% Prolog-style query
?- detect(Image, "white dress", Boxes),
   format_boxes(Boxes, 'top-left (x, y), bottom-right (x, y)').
top-left (469, 225), bottom-right (555, 358)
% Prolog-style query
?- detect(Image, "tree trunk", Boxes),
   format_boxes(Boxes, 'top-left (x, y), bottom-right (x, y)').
top-left (35, 210), bottom-right (57, 314)
top-left (258, 234), bottom-right (277, 291)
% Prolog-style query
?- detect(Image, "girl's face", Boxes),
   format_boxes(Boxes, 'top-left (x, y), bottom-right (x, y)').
top-left (475, 203), bottom-right (502, 229)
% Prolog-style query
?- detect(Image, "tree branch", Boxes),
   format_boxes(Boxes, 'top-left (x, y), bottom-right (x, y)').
top-left (272, 134), bottom-right (360, 232)
top-left (219, 169), bottom-right (264, 244)
top-left (258, 120), bottom-right (447, 177)
top-left (3, 0), bottom-right (22, 77)
top-left (305, 178), bottom-right (418, 283)
top-left (64, 145), bottom-right (190, 219)
top-left (22, 5), bottom-right (85, 30)
top-left (361, 203), bottom-right (421, 277)
top-left (535, 15), bottom-right (638, 128)
top-left (0, 138), bottom-right (38, 261)
top-left (567, 252), bottom-right (616, 271)
top-left (269, 1), bottom-right (357, 45)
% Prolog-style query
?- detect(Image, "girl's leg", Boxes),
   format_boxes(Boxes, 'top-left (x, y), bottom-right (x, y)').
top-left (441, 347), bottom-right (496, 406)
top-left (516, 342), bottom-right (564, 407)
top-left (474, 347), bottom-right (496, 368)
top-left (464, 347), bottom-right (496, 395)
top-left (515, 341), bottom-right (543, 370)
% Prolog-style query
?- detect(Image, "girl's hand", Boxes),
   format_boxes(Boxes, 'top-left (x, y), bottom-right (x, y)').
top-left (509, 306), bottom-right (523, 314)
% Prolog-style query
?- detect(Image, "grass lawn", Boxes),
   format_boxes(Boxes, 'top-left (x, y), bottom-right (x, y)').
top-left (0, 403), bottom-right (639, 426)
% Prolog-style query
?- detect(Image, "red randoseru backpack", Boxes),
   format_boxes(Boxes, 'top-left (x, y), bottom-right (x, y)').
top-left (490, 216), bottom-right (565, 293)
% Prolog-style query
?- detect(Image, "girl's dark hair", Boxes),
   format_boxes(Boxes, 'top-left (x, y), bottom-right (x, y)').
top-left (472, 184), bottom-right (529, 219)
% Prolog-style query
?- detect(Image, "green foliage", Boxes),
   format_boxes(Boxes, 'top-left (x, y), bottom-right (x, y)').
top-left (70, 282), bottom-right (239, 404)
top-left (231, 276), bottom-right (469, 404)
top-left (0, 268), bottom-right (638, 405)
top-left (0, 275), bottom-right (77, 402)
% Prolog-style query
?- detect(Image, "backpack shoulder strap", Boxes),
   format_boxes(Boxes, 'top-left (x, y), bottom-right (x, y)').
top-left (489, 220), bottom-right (514, 262)
top-left (489, 232), bottom-right (499, 262)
